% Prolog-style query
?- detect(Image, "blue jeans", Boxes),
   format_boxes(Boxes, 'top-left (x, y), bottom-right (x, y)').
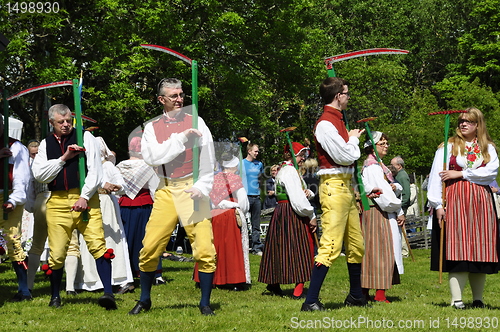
top-left (248, 195), bottom-right (263, 252)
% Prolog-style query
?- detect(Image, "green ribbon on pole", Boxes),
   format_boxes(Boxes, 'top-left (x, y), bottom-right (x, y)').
top-left (287, 134), bottom-right (298, 170)
top-left (327, 67), bottom-right (370, 210)
top-left (192, 60), bottom-right (199, 182)
top-left (192, 60), bottom-right (200, 211)
top-left (364, 123), bottom-right (382, 163)
top-left (2, 89), bottom-right (9, 220)
top-left (281, 128), bottom-right (299, 170)
top-left (72, 79), bottom-right (88, 221)
top-left (443, 114), bottom-right (450, 171)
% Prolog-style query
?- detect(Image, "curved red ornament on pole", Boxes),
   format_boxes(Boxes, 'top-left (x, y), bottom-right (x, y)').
top-left (324, 48), bottom-right (409, 69)
top-left (356, 117), bottom-right (378, 123)
top-left (7, 80), bottom-right (73, 100)
top-left (140, 44), bottom-right (192, 65)
top-left (428, 110), bottom-right (467, 116)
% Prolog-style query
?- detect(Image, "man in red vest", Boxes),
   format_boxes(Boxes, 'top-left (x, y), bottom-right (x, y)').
top-left (1, 115), bottom-right (31, 302)
top-left (128, 78), bottom-right (217, 316)
top-left (302, 77), bottom-right (373, 311)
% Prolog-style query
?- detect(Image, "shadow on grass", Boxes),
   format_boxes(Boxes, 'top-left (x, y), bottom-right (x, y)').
top-left (160, 302), bottom-right (221, 311)
top-left (162, 266), bottom-right (194, 272)
top-left (431, 300), bottom-right (500, 310)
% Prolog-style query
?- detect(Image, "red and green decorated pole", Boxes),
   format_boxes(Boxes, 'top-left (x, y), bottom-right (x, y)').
top-left (72, 78), bottom-right (88, 221)
top-left (428, 109), bottom-right (467, 283)
top-left (357, 117), bottom-right (382, 163)
top-left (5, 80), bottom-right (74, 220)
top-left (191, 59), bottom-right (199, 184)
top-left (280, 127), bottom-right (299, 170)
top-left (323, 48), bottom-right (409, 211)
top-left (141, 44), bottom-right (199, 209)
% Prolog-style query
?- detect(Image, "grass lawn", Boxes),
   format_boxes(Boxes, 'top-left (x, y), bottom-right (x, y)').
top-left (1, 249), bottom-right (500, 331)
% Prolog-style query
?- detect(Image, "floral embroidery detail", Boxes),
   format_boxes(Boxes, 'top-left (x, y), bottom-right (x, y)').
top-left (465, 138), bottom-right (482, 169)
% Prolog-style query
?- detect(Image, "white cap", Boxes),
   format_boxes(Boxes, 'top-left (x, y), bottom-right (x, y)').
top-left (222, 155), bottom-right (239, 168)
top-left (363, 131), bottom-right (383, 148)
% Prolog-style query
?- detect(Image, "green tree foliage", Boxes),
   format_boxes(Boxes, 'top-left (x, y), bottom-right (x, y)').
top-left (0, 0), bottom-right (499, 175)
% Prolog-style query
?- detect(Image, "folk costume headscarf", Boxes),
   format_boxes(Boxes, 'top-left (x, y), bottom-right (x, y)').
top-left (363, 131), bottom-right (394, 183)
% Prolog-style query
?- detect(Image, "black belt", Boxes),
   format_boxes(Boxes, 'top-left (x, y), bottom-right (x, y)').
top-left (247, 195), bottom-right (260, 198)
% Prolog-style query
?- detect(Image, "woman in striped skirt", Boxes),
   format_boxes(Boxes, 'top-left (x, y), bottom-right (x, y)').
top-left (428, 107), bottom-right (499, 309)
top-left (361, 131), bottom-right (405, 303)
top-left (258, 142), bottom-right (316, 299)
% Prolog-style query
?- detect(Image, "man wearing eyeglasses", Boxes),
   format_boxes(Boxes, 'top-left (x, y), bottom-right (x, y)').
top-left (129, 78), bottom-right (217, 316)
top-left (302, 77), bottom-right (371, 311)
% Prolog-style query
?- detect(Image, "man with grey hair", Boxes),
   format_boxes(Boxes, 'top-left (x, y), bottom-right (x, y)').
top-left (128, 78), bottom-right (217, 316)
top-left (390, 155), bottom-right (411, 257)
top-left (390, 156), bottom-right (411, 214)
top-left (32, 104), bottom-right (116, 310)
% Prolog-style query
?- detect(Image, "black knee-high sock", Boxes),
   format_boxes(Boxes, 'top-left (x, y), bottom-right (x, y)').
top-left (347, 263), bottom-right (363, 298)
top-left (139, 271), bottom-right (155, 302)
top-left (95, 256), bottom-right (113, 294)
top-left (198, 272), bottom-right (214, 307)
top-left (50, 268), bottom-right (64, 298)
top-left (304, 264), bottom-right (329, 304)
top-left (12, 260), bottom-right (30, 296)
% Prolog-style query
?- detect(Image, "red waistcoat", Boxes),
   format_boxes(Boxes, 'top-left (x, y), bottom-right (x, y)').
top-left (151, 112), bottom-right (195, 179)
top-left (314, 106), bottom-right (352, 169)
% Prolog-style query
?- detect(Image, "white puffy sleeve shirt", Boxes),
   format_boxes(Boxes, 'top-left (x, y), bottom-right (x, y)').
top-left (32, 131), bottom-right (103, 201)
top-left (362, 164), bottom-right (403, 215)
top-left (427, 143), bottom-right (499, 210)
top-left (102, 161), bottom-right (126, 196)
top-left (276, 164), bottom-right (315, 220)
top-left (4, 141), bottom-right (30, 208)
top-left (217, 186), bottom-right (250, 215)
top-left (315, 120), bottom-right (361, 175)
top-left (141, 115), bottom-right (215, 197)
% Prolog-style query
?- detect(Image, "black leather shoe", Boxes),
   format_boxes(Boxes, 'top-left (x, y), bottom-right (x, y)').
top-left (48, 296), bottom-right (62, 308)
top-left (344, 293), bottom-right (371, 307)
top-left (98, 293), bottom-right (117, 310)
top-left (128, 299), bottom-right (152, 315)
top-left (265, 284), bottom-right (284, 296)
top-left (471, 300), bottom-right (485, 308)
top-left (10, 292), bottom-right (33, 302)
top-left (66, 290), bottom-right (78, 296)
top-left (116, 283), bottom-right (135, 294)
top-left (301, 301), bottom-right (325, 311)
top-left (199, 305), bottom-right (216, 316)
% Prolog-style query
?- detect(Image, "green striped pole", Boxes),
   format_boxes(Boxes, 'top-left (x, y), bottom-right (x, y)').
top-left (73, 79), bottom-right (88, 221)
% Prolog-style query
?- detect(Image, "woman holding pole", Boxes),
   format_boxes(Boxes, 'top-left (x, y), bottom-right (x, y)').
top-left (258, 142), bottom-right (316, 299)
top-left (360, 131), bottom-right (405, 303)
top-left (428, 107), bottom-right (499, 309)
